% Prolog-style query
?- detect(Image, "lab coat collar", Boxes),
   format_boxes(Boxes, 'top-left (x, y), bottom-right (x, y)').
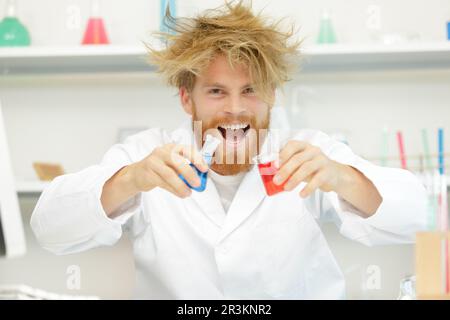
top-left (217, 164), bottom-right (266, 243)
top-left (217, 127), bottom-right (286, 242)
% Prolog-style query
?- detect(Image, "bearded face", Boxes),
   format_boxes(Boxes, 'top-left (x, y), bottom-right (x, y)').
top-left (181, 55), bottom-right (273, 176)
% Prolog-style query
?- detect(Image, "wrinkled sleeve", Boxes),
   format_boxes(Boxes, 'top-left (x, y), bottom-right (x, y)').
top-left (299, 130), bottom-right (428, 246)
top-left (30, 133), bottom-right (156, 255)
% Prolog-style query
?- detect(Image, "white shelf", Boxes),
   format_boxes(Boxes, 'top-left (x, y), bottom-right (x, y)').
top-left (1, 42), bottom-right (450, 75)
top-left (0, 45), bottom-right (152, 74)
top-left (299, 42), bottom-right (450, 72)
top-left (16, 180), bottom-right (50, 194)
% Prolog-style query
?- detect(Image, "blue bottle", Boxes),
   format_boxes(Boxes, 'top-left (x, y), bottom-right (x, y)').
top-left (180, 154), bottom-right (213, 192)
top-left (179, 135), bottom-right (221, 192)
top-left (447, 21), bottom-right (450, 41)
top-left (160, 0), bottom-right (176, 34)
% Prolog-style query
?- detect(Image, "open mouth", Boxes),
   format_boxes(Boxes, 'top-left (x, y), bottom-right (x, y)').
top-left (217, 123), bottom-right (251, 145)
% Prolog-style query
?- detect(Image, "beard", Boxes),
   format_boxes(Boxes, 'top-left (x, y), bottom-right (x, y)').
top-left (192, 104), bottom-right (271, 176)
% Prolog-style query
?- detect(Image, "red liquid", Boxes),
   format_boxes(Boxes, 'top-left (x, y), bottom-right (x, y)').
top-left (258, 161), bottom-right (286, 196)
top-left (82, 18), bottom-right (109, 45)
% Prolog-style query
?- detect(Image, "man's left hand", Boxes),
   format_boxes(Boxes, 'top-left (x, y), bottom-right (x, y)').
top-left (273, 140), bottom-right (346, 198)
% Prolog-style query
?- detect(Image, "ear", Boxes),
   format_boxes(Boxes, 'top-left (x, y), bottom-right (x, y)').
top-left (180, 87), bottom-right (193, 115)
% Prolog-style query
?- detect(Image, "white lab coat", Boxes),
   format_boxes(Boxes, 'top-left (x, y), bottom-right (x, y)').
top-left (30, 120), bottom-right (428, 299)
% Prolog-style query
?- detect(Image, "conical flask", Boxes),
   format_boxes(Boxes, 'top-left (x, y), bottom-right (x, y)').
top-left (82, 0), bottom-right (109, 45)
top-left (0, 0), bottom-right (31, 47)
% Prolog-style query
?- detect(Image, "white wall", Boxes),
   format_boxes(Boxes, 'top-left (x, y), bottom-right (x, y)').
top-left (1, 0), bottom-right (450, 300)
top-left (2, 0), bottom-right (450, 45)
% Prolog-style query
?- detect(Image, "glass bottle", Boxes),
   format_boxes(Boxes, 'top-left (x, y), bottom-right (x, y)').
top-left (317, 9), bottom-right (337, 44)
top-left (447, 21), bottom-right (450, 40)
top-left (397, 275), bottom-right (416, 300)
top-left (0, 0), bottom-right (31, 47)
top-left (160, 0), bottom-right (177, 34)
top-left (82, 0), bottom-right (109, 45)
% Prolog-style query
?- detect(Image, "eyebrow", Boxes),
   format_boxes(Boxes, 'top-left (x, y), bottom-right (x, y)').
top-left (202, 82), bottom-right (253, 89)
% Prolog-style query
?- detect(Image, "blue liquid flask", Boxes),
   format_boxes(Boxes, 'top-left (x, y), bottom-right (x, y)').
top-left (180, 155), bottom-right (213, 192)
top-left (447, 21), bottom-right (450, 41)
top-left (179, 135), bottom-right (220, 192)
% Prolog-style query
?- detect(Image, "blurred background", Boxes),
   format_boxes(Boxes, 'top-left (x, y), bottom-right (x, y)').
top-left (1, 0), bottom-right (450, 299)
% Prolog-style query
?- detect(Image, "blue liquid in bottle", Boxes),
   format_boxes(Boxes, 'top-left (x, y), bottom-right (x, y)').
top-left (447, 21), bottom-right (450, 41)
top-left (179, 135), bottom-right (220, 193)
top-left (160, 0), bottom-right (176, 34)
top-left (179, 155), bottom-right (212, 192)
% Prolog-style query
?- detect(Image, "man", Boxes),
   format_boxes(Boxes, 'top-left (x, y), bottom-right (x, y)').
top-left (31, 2), bottom-right (427, 299)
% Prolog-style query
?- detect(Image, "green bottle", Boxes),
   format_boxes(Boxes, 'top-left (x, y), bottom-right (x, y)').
top-left (0, 0), bottom-right (31, 47)
top-left (317, 10), bottom-right (336, 44)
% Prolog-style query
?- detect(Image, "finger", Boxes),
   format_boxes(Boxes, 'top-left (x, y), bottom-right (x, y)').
top-left (278, 140), bottom-right (309, 166)
top-left (273, 149), bottom-right (317, 185)
top-left (300, 170), bottom-right (328, 198)
top-left (144, 157), bottom-right (190, 197)
top-left (283, 157), bottom-right (324, 191)
top-left (149, 170), bottom-right (184, 197)
top-left (283, 161), bottom-right (319, 191)
top-left (152, 158), bottom-right (192, 198)
top-left (159, 179), bottom-right (190, 198)
top-left (174, 144), bottom-right (209, 172)
top-left (166, 152), bottom-right (202, 188)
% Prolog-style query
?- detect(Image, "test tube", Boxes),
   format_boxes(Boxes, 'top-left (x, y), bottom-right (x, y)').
top-left (179, 135), bottom-right (220, 192)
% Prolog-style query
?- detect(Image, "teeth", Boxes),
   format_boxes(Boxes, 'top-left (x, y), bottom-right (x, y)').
top-left (219, 123), bottom-right (248, 130)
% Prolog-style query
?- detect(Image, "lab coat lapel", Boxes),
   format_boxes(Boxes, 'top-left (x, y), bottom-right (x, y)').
top-left (216, 128), bottom-right (288, 243)
top-left (218, 165), bottom-right (266, 242)
top-left (189, 178), bottom-right (226, 227)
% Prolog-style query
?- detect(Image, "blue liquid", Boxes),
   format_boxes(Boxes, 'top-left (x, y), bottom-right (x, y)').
top-left (447, 22), bottom-right (450, 40)
top-left (179, 155), bottom-right (212, 192)
top-left (160, 0), bottom-right (176, 34)
top-left (180, 165), bottom-right (208, 192)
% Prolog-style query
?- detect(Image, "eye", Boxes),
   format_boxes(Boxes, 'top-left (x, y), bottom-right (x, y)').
top-left (243, 87), bottom-right (255, 95)
top-left (209, 88), bottom-right (224, 95)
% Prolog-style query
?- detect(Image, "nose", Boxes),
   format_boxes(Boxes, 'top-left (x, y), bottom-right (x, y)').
top-left (223, 93), bottom-right (246, 115)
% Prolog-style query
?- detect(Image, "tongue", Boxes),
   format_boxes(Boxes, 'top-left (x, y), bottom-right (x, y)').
top-left (225, 129), bottom-right (246, 143)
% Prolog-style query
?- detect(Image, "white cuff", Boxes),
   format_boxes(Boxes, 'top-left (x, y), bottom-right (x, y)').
top-left (89, 164), bottom-right (143, 245)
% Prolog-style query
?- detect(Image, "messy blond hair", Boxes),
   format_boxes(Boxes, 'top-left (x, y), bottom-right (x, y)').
top-left (147, 0), bottom-right (301, 104)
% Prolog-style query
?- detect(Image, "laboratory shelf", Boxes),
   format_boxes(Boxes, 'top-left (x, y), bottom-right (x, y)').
top-left (0, 45), bottom-right (153, 75)
top-left (1, 42), bottom-right (450, 75)
top-left (299, 42), bottom-right (450, 72)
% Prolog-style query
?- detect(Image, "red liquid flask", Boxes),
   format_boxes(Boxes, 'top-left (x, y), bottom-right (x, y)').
top-left (82, 18), bottom-right (109, 45)
top-left (82, 0), bottom-right (109, 45)
top-left (256, 155), bottom-right (286, 196)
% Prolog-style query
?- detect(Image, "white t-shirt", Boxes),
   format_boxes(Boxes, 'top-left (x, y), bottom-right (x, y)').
top-left (208, 169), bottom-right (246, 213)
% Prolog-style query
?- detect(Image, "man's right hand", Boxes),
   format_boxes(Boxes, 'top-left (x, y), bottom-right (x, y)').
top-left (101, 144), bottom-right (208, 216)
top-left (130, 143), bottom-right (208, 198)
